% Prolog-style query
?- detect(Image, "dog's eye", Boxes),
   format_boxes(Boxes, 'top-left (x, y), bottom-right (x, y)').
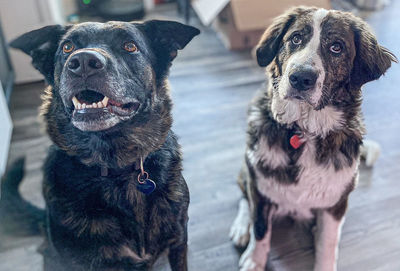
top-left (330, 42), bottom-right (342, 54)
top-left (124, 41), bottom-right (138, 53)
top-left (291, 34), bottom-right (302, 45)
top-left (63, 42), bottom-right (75, 54)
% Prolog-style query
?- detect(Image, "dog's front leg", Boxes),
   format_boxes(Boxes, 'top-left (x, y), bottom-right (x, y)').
top-left (314, 210), bottom-right (345, 271)
top-left (239, 201), bottom-right (275, 271)
top-left (168, 243), bottom-right (188, 271)
top-left (168, 212), bottom-right (189, 271)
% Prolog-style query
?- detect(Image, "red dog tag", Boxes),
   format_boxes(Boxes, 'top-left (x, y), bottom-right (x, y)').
top-left (290, 135), bottom-right (303, 149)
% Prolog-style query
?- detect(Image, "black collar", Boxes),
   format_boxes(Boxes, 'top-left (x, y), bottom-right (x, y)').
top-left (99, 161), bottom-right (141, 177)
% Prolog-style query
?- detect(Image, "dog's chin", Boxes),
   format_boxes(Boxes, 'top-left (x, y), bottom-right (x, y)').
top-left (272, 86), bottom-right (322, 125)
top-left (71, 109), bottom-right (127, 132)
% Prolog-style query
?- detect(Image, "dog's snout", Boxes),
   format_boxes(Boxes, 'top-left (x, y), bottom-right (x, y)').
top-left (289, 69), bottom-right (318, 91)
top-left (67, 51), bottom-right (106, 77)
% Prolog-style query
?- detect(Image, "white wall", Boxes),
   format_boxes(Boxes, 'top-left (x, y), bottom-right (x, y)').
top-left (0, 0), bottom-right (65, 83)
top-left (0, 82), bottom-right (12, 176)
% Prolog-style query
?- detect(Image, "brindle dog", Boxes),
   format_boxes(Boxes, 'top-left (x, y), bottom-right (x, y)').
top-left (3, 20), bottom-right (199, 271)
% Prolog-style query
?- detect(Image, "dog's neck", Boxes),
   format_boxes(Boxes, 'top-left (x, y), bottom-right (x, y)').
top-left (267, 82), bottom-right (346, 138)
top-left (99, 158), bottom-right (142, 177)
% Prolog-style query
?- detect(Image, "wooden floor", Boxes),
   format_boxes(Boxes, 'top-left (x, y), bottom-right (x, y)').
top-left (1, 2), bottom-right (400, 271)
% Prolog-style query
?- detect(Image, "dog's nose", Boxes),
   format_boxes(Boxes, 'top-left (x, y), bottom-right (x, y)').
top-left (67, 51), bottom-right (106, 77)
top-left (289, 69), bottom-right (318, 91)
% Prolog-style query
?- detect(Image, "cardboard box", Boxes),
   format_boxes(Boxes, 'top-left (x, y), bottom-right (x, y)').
top-left (213, 6), bottom-right (264, 50)
top-left (193, 0), bottom-right (331, 50)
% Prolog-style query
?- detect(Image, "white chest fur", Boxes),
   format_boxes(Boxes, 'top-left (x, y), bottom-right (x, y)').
top-left (252, 136), bottom-right (358, 219)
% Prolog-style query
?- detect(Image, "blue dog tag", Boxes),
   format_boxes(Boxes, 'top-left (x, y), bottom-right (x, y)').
top-left (137, 178), bottom-right (156, 195)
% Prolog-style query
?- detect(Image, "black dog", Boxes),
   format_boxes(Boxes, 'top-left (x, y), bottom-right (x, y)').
top-left (4, 20), bottom-right (199, 271)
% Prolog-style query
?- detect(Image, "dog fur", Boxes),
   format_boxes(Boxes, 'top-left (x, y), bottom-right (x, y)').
top-left (4, 20), bottom-right (199, 271)
top-left (230, 7), bottom-right (396, 271)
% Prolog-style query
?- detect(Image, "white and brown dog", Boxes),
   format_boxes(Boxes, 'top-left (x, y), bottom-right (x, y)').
top-left (230, 7), bottom-right (396, 271)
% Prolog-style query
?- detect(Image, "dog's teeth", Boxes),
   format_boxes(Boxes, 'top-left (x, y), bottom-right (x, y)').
top-left (97, 102), bottom-right (103, 108)
top-left (77, 103), bottom-right (82, 109)
top-left (72, 96), bottom-right (79, 108)
top-left (82, 103), bottom-right (87, 109)
top-left (92, 103), bottom-right (97, 108)
top-left (102, 96), bottom-right (109, 107)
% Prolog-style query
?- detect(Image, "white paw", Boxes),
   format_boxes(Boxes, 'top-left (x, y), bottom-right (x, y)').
top-left (230, 216), bottom-right (250, 247)
top-left (239, 250), bottom-right (265, 271)
top-left (230, 199), bottom-right (250, 247)
top-left (361, 139), bottom-right (381, 167)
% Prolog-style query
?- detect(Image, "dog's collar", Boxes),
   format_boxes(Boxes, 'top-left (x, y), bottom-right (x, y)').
top-left (100, 156), bottom-right (156, 195)
top-left (100, 162), bottom-right (139, 177)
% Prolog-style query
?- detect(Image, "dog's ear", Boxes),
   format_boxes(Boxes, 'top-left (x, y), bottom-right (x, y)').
top-left (10, 25), bottom-right (70, 84)
top-left (350, 18), bottom-right (397, 87)
top-left (138, 20), bottom-right (200, 61)
top-left (256, 7), bottom-right (303, 67)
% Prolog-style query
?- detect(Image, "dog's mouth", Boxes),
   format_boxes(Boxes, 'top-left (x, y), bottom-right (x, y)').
top-left (285, 90), bottom-right (316, 107)
top-left (70, 89), bottom-right (140, 132)
top-left (72, 90), bottom-right (140, 116)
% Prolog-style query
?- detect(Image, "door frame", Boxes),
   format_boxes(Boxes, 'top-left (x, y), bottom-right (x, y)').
top-left (0, 19), bottom-right (14, 104)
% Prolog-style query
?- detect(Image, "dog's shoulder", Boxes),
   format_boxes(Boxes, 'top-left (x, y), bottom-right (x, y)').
top-left (147, 130), bottom-right (189, 204)
top-left (247, 89), bottom-right (292, 151)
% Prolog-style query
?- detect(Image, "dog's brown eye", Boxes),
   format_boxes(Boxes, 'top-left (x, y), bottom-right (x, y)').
top-left (63, 42), bottom-right (74, 54)
top-left (330, 42), bottom-right (342, 54)
top-left (291, 34), bottom-right (302, 45)
top-left (124, 41), bottom-right (138, 53)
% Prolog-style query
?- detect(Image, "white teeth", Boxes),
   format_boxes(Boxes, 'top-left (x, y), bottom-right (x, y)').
top-left (71, 95), bottom-right (110, 110)
top-left (72, 96), bottom-right (83, 109)
top-left (102, 96), bottom-right (109, 107)
top-left (72, 96), bottom-right (79, 108)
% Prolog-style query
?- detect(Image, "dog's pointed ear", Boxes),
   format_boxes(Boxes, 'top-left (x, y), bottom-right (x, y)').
top-left (256, 7), bottom-right (303, 67)
top-left (351, 18), bottom-right (397, 87)
top-left (138, 20), bottom-right (200, 61)
top-left (10, 25), bottom-right (71, 84)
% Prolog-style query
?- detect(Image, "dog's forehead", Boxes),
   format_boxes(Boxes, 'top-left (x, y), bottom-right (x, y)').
top-left (284, 9), bottom-right (354, 42)
top-left (321, 12), bottom-right (354, 39)
top-left (291, 10), bottom-right (315, 30)
top-left (63, 21), bottom-right (144, 43)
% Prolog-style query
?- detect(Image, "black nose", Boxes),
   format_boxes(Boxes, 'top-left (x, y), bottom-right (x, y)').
top-left (67, 51), bottom-right (106, 77)
top-left (289, 69), bottom-right (318, 91)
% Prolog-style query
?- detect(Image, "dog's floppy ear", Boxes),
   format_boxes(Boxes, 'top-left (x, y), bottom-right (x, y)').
top-left (351, 18), bottom-right (397, 87)
top-left (138, 20), bottom-right (200, 61)
top-left (10, 25), bottom-right (71, 84)
top-left (256, 7), bottom-right (302, 67)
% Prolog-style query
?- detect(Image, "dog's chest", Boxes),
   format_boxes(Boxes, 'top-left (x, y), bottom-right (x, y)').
top-left (252, 136), bottom-right (358, 219)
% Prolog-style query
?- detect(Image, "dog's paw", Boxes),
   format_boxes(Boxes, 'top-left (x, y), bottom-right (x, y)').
top-left (230, 217), bottom-right (250, 247)
top-left (361, 139), bottom-right (381, 167)
top-left (239, 250), bottom-right (265, 271)
top-left (230, 199), bottom-right (251, 247)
